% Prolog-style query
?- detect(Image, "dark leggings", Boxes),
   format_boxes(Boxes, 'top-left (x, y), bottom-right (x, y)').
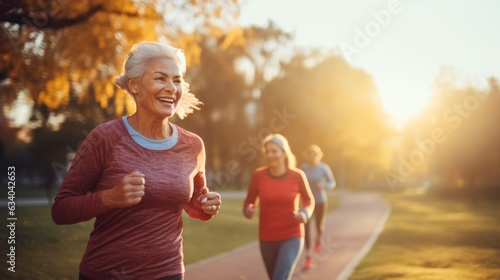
top-left (305, 202), bottom-right (328, 250)
top-left (79, 273), bottom-right (183, 280)
top-left (259, 237), bottom-right (303, 280)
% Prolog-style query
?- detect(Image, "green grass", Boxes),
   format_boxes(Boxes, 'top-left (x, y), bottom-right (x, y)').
top-left (349, 188), bottom-right (500, 280)
top-left (0, 185), bottom-right (55, 200)
top-left (182, 198), bottom-right (259, 264)
top-left (0, 194), bottom-right (338, 279)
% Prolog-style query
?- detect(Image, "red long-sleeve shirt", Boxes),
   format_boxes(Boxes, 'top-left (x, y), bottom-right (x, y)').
top-left (51, 118), bottom-right (211, 279)
top-left (243, 167), bottom-right (314, 242)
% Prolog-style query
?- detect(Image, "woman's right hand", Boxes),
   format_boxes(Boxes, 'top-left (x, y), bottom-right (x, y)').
top-left (101, 171), bottom-right (145, 208)
top-left (245, 204), bottom-right (256, 219)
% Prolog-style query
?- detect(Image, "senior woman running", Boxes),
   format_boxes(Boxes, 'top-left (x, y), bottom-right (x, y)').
top-left (52, 42), bottom-right (221, 280)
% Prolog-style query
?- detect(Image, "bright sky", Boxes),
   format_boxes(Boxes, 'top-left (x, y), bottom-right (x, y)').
top-left (238, 0), bottom-right (500, 128)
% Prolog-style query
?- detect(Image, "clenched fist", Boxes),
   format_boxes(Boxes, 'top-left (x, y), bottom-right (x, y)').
top-left (101, 171), bottom-right (145, 208)
top-left (244, 203), bottom-right (256, 219)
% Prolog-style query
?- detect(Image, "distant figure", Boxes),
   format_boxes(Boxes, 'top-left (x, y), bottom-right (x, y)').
top-left (243, 134), bottom-right (314, 280)
top-left (52, 42), bottom-right (221, 280)
top-left (301, 145), bottom-right (336, 270)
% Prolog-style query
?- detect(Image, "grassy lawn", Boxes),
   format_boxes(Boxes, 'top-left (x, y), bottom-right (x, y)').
top-left (350, 189), bottom-right (500, 280)
top-left (182, 197), bottom-right (259, 264)
top-left (1, 193), bottom-right (338, 279)
top-left (0, 185), bottom-right (55, 200)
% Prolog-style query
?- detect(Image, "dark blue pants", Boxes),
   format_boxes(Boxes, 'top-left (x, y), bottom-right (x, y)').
top-left (259, 237), bottom-right (304, 280)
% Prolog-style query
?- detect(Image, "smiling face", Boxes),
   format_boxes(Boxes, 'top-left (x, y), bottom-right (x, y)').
top-left (129, 57), bottom-right (183, 120)
top-left (264, 141), bottom-right (287, 169)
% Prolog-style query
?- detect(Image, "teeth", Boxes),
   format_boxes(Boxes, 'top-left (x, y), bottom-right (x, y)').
top-left (157, 97), bottom-right (175, 103)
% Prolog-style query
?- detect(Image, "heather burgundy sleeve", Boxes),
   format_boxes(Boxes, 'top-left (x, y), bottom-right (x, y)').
top-left (243, 170), bottom-right (260, 217)
top-left (297, 170), bottom-right (315, 219)
top-left (184, 135), bottom-right (212, 221)
top-left (51, 126), bottom-right (109, 225)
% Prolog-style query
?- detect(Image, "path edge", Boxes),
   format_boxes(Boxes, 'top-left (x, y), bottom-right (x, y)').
top-left (335, 200), bottom-right (392, 280)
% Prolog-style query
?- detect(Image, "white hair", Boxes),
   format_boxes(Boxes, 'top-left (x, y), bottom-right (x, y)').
top-left (114, 41), bottom-right (201, 119)
top-left (262, 134), bottom-right (297, 168)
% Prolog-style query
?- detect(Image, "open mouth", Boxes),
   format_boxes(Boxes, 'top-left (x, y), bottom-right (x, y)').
top-left (157, 97), bottom-right (175, 105)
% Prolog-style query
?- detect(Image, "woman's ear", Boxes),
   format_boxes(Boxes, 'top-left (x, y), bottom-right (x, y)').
top-left (127, 77), bottom-right (137, 95)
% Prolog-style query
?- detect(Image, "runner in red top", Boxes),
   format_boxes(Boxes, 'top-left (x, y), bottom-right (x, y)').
top-left (244, 134), bottom-right (314, 280)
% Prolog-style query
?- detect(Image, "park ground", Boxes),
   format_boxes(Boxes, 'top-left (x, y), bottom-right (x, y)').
top-left (1, 188), bottom-right (500, 279)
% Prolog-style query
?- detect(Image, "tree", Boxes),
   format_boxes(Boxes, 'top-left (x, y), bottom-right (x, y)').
top-left (260, 54), bottom-right (391, 188)
top-left (1, 0), bottom-right (240, 128)
top-left (178, 22), bottom-right (295, 189)
top-left (400, 67), bottom-right (500, 201)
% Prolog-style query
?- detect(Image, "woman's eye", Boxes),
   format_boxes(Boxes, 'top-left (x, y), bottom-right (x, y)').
top-left (155, 77), bottom-right (165, 81)
top-left (174, 79), bottom-right (181, 84)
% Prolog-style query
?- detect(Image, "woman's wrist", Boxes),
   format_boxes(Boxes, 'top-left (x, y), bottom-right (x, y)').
top-left (100, 190), bottom-right (113, 208)
top-left (300, 210), bottom-right (309, 223)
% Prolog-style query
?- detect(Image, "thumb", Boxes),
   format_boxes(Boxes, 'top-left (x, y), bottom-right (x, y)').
top-left (198, 187), bottom-right (209, 202)
top-left (200, 187), bottom-right (209, 195)
top-left (247, 204), bottom-right (256, 211)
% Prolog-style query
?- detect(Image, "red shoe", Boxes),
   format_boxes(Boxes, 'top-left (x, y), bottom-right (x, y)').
top-left (303, 256), bottom-right (314, 270)
top-left (314, 240), bottom-right (322, 252)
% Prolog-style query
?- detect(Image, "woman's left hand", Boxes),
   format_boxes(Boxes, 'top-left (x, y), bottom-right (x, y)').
top-left (294, 211), bottom-right (307, 223)
top-left (198, 187), bottom-right (221, 215)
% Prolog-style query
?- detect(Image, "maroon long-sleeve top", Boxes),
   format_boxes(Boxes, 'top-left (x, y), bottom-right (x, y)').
top-left (51, 118), bottom-right (211, 279)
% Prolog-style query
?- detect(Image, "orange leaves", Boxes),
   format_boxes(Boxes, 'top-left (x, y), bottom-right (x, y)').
top-left (37, 73), bottom-right (70, 109)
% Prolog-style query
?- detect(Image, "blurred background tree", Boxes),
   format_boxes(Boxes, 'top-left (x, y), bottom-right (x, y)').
top-left (261, 54), bottom-right (392, 189)
top-left (398, 69), bottom-right (500, 202)
top-left (1, 0), bottom-right (239, 124)
top-left (184, 21), bottom-right (295, 188)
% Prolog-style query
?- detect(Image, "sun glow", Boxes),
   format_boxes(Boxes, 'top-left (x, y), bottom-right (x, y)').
top-left (373, 71), bottom-right (434, 129)
top-left (239, 0), bottom-right (500, 129)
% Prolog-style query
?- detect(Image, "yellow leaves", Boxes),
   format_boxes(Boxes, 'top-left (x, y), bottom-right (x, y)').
top-left (37, 74), bottom-right (70, 109)
top-left (4, 0), bottom-right (243, 122)
top-left (94, 80), bottom-right (115, 108)
top-left (220, 27), bottom-right (246, 50)
top-left (114, 88), bottom-right (126, 116)
top-left (114, 89), bottom-right (136, 116)
top-left (176, 34), bottom-right (203, 66)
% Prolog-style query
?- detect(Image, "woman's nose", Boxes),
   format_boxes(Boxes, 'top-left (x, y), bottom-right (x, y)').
top-left (164, 80), bottom-right (177, 92)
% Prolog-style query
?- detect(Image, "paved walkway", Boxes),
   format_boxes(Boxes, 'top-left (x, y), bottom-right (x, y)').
top-left (185, 191), bottom-right (391, 280)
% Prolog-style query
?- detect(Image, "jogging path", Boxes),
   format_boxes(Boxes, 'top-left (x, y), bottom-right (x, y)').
top-left (185, 191), bottom-right (391, 280)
